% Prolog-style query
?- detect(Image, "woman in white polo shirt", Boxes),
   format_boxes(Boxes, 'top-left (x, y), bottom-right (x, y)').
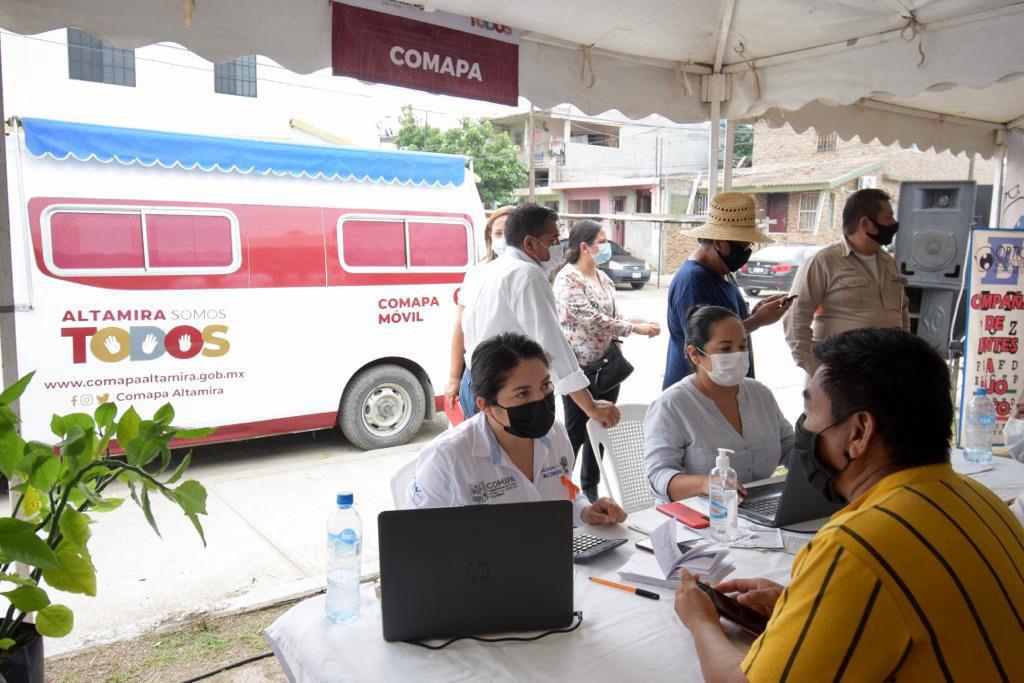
top-left (405, 332), bottom-right (626, 527)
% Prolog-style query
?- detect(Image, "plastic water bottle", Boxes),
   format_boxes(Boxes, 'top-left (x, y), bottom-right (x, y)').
top-left (326, 492), bottom-right (362, 624)
top-left (1004, 415), bottom-right (1024, 463)
top-left (709, 448), bottom-right (739, 543)
top-left (964, 388), bottom-right (996, 464)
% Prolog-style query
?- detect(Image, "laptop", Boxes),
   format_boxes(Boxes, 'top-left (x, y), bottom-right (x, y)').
top-left (377, 501), bottom-right (575, 642)
top-left (737, 452), bottom-right (845, 528)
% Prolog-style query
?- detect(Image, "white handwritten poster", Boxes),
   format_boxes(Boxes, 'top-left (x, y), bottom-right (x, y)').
top-left (962, 228), bottom-right (1024, 445)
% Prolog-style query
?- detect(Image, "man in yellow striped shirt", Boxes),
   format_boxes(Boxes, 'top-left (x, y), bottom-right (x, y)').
top-left (674, 328), bottom-right (1024, 682)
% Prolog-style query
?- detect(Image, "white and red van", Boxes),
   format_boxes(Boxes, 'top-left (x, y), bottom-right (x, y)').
top-left (5, 117), bottom-right (485, 450)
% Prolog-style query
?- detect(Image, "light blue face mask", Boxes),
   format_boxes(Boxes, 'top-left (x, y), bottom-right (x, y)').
top-left (491, 238), bottom-right (507, 256)
top-left (592, 242), bottom-right (612, 265)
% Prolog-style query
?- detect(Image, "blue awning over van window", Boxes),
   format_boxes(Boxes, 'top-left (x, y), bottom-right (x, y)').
top-left (20, 117), bottom-right (466, 187)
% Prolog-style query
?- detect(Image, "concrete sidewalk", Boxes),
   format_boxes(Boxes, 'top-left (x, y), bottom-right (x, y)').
top-left (34, 286), bottom-right (808, 658)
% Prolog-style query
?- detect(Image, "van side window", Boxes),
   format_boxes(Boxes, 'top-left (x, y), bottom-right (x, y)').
top-left (43, 207), bottom-right (241, 275)
top-left (51, 212), bottom-right (144, 269)
top-left (146, 214), bottom-right (234, 268)
top-left (340, 219), bottom-right (406, 267)
top-left (338, 214), bottom-right (470, 272)
top-left (408, 221), bottom-right (469, 268)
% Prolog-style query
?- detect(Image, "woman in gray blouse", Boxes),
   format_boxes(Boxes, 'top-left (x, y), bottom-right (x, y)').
top-left (645, 305), bottom-right (794, 503)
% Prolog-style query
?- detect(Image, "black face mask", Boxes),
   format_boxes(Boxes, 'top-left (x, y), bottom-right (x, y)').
top-left (716, 241), bottom-right (753, 272)
top-left (494, 393), bottom-right (556, 439)
top-left (866, 217), bottom-right (899, 246)
top-left (794, 414), bottom-right (850, 504)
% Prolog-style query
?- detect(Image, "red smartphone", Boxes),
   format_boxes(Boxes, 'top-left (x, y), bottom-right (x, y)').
top-left (696, 580), bottom-right (769, 635)
top-left (656, 501), bottom-right (710, 529)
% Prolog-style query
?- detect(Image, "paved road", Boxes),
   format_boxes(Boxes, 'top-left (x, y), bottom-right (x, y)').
top-left (37, 282), bottom-right (807, 656)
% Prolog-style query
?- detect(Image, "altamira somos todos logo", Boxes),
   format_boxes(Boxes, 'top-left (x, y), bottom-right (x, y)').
top-left (60, 309), bottom-right (230, 364)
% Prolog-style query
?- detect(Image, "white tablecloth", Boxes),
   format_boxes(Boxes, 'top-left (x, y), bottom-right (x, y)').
top-left (265, 458), bottom-right (1024, 682)
top-left (265, 521), bottom-right (794, 683)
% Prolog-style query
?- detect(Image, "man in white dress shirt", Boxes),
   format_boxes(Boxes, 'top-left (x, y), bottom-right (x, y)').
top-left (461, 203), bottom-right (620, 429)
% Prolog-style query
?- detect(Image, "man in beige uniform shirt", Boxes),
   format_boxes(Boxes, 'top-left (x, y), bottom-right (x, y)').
top-left (784, 188), bottom-right (909, 373)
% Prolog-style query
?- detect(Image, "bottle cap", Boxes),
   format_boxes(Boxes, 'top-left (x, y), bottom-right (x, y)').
top-left (336, 492), bottom-right (354, 507)
top-left (716, 448), bottom-right (734, 470)
top-left (975, 388), bottom-right (988, 396)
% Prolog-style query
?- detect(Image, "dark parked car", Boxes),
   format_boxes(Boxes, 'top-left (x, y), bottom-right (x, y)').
top-left (558, 239), bottom-right (652, 289)
top-left (735, 244), bottom-right (823, 296)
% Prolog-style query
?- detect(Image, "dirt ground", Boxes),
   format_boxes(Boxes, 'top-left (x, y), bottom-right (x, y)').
top-left (46, 600), bottom-right (300, 682)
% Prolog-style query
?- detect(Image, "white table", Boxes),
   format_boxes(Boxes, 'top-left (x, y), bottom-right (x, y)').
top-left (265, 519), bottom-right (795, 683)
top-left (265, 457), bottom-right (1024, 682)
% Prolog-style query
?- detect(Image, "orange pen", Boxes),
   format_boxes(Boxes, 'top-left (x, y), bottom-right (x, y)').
top-left (589, 576), bottom-right (660, 600)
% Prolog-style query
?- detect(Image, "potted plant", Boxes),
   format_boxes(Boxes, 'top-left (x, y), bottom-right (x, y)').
top-left (0, 372), bottom-right (212, 682)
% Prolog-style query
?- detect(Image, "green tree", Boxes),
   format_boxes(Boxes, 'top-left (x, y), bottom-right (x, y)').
top-left (395, 105), bottom-right (527, 207)
top-left (717, 121), bottom-right (754, 169)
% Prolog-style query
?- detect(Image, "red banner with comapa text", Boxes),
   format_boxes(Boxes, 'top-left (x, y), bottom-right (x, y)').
top-left (331, 2), bottom-right (519, 106)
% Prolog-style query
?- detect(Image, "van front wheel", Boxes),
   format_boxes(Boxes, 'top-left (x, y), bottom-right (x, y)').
top-left (339, 364), bottom-right (425, 451)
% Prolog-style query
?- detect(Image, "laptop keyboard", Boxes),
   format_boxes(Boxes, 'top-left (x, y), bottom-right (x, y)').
top-left (741, 496), bottom-right (781, 517)
top-left (573, 534), bottom-right (626, 563)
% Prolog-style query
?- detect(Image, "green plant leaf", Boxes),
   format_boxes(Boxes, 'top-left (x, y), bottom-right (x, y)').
top-left (58, 508), bottom-right (91, 556)
top-left (62, 413), bottom-right (95, 433)
top-left (116, 407), bottom-right (141, 450)
top-left (172, 480), bottom-right (208, 547)
top-left (0, 572), bottom-right (37, 587)
top-left (173, 480), bottom-right (208, 516)
top-left (35, 604), bottom-right (73, 638)
top-left (0, 638), bottom-right (15, 650)
top-left (93, 402), bottom-right (117, 429)
top-left (50, 414), bottom-right (65, 438)
top-left (0, 372), bottom-right (34, 406)
top-left (139, 487), bottom-right (161, 539)
top-left (173, 427), bottom-right (216, 440)
top-left (166, 452), bottom-right (192, 485)
top-left (2, 585), bottom-right (49, 612)
top-left (28, 455), bottom-right (60, 491)
top-left (0, 405), bottom-right (20, 427)
top-left (0, 421), bottom-right (24, 480)
top-left (90, 497), bottom-right (124, 513)
top-left (42, 551), bottom-right (96, 597)
top-left (153, 404), bottom-right (175, 426)
top-left (0, 518), bottom-right (60, 571)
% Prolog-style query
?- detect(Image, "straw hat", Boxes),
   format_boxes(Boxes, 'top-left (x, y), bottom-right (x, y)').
top-left (685, 192), bottom-right (773, 243)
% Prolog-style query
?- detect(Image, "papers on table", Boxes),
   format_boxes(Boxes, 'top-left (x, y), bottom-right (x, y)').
top-left (626, 507), bottom-right (705, 542)
top-left (730, 523), bottom-right (785, 550)
top-left (951, 448), bottom-right (995, 475)
top-left (618, 519), bottom-right (734, 589)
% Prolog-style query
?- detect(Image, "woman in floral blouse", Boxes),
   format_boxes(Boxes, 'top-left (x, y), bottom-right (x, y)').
top-left (553, 220), bottom-right (661, 502)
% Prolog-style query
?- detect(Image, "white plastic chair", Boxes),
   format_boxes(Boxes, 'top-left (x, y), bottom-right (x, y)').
top-left (389, 459), bottom-right (417, 509)
top-left (586, 403), bottom-right (655, 514)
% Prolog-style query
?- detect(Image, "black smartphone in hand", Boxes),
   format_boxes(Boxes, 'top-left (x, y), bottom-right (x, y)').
top-left (696, 580), bottom-right (769, 635)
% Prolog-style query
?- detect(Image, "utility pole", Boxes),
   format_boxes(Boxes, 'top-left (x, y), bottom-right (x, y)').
top-left (527, 105), bottom-right (536, 202)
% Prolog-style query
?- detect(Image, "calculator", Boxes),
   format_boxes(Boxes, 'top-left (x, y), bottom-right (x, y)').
top-left (572, 534), bottom-right (627, 563)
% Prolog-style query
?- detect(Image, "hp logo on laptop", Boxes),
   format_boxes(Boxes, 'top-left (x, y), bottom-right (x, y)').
top-left (466, 559), bottom-right (491, 582)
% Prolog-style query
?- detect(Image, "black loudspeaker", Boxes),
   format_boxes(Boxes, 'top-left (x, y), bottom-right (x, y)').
top-left (894, 182), bottom-right (977, 291)
top-left (906, 286), bottom-right (967, 356)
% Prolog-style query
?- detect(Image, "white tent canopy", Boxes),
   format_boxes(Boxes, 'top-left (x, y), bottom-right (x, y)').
top-left (4, 1), bottom-right (1024, 158)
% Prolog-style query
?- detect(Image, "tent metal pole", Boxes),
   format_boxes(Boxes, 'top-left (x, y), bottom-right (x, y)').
top-left (720, 4), bottom-right (1024, 74)
top-left (992, 131), bottom-right (1008, 226)
top-left (723, 120), bottom-right (735, 191)
top-left (0, 43), bottom-right (19, 399)
top-left (708, 102), bottom-right (720, 201)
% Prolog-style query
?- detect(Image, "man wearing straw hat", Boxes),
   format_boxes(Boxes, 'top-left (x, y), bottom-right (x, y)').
top-left (663, 192), bottom-right (793, 389)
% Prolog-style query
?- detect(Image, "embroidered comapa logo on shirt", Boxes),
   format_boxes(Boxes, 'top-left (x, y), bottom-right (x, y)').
top-left (468, 476), bottom-right (517, 503)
